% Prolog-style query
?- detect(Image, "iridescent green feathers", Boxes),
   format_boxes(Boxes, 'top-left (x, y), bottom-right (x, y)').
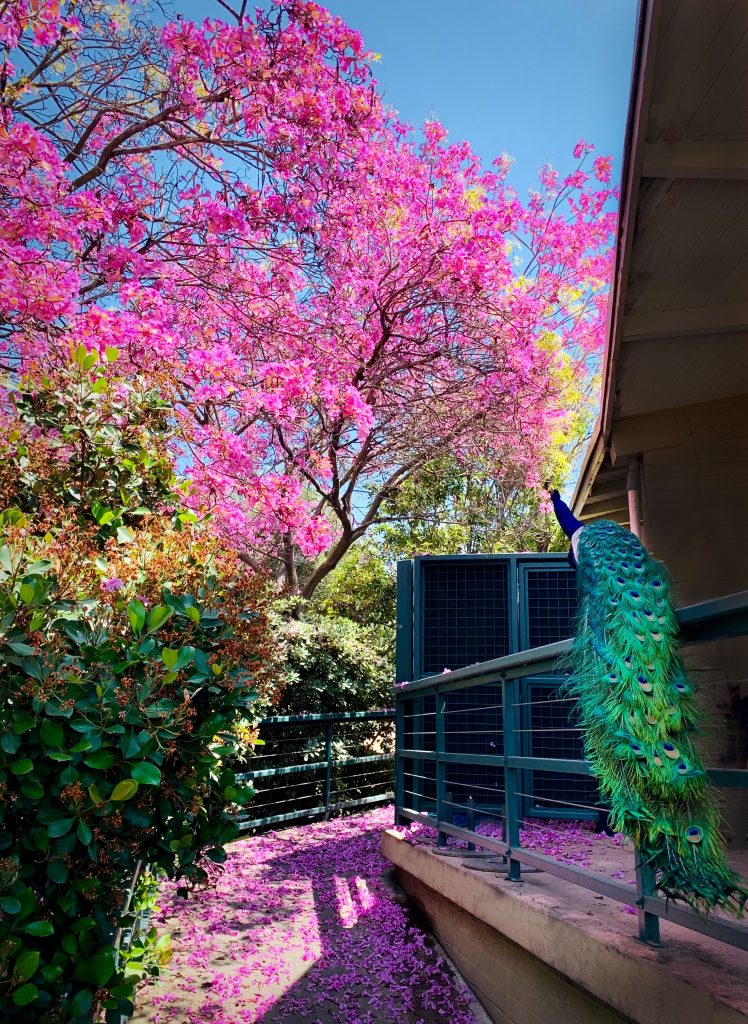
top-left (567, 520), bottom-right (746, 915)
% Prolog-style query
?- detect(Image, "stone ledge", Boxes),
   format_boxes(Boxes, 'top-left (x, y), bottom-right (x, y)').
top-left (381, 829), bottom-right (748, 1024)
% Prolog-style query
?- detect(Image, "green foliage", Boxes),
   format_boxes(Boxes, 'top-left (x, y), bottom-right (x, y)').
top-left (273, 609), bottom-right (392, 715)
top-left (2, 351), bottom-right (176, 538)
top-left (0, 515), bottom-right (259, 1020)
top-left (311, 543), bottom-right (396, 628)
top-left (377, 455), bottom-right (566, 559)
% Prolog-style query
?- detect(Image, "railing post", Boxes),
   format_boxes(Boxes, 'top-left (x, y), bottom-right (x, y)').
top-left (467, 795), bottom-right (476, 851)
top-left (323, 720), bottom-right (334, 819)
top-left (635, 848), bottom-right (662, 945)
top-left (436, 691), bottom-right (447, 846)
top-left (394, 697), bottom-right (407, 825)
top-left (502, 676), bottom-right (522, 881)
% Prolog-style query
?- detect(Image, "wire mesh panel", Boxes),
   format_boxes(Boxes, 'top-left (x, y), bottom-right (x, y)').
top-left (443, 684), bottom-right (504, 823)
top-left (521, 680), bottom-right (600, 820)
top-left (420, 560), bottom-right (511, 676)
top-left (521, 564), bottom-right (578, 649)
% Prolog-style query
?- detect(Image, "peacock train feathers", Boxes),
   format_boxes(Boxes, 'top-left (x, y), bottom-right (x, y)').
top-left (566, 519), bottom-right (746, 916)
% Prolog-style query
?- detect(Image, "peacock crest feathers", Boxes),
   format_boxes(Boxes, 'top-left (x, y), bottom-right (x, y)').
top-left (566, 519), bottom-right (747, 916)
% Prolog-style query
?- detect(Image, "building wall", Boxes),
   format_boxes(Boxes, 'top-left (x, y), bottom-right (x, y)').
top-left (642, 434), bottom-right (748, 844)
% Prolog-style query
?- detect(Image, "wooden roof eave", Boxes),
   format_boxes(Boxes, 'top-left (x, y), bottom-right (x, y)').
top-left (571, 0), bottom-right (662, 517)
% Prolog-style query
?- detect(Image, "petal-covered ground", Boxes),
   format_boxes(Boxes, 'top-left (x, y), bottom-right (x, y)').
top-left (133, 806), bottom-right (482, 1024)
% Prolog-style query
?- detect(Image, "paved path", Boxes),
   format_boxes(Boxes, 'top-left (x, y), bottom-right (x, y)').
top-left (133, 806), bottom-right (481, 1024)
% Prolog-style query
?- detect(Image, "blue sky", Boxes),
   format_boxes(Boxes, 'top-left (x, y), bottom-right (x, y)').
top-left (179, 0), bottom-right (638, 194)
top-left (322, 0), bottom-right (638, 193)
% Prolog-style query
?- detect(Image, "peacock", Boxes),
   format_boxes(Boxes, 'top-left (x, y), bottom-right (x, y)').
top-left (550, 490), bottom-right (746, 916)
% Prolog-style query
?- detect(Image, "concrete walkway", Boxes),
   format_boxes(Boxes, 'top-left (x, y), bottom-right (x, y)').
top-left (132, 807), bottom-right (484, 1024)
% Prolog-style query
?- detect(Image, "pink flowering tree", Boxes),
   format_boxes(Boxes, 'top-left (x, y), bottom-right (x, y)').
top-left (0, 0), bottom-right (617, 597)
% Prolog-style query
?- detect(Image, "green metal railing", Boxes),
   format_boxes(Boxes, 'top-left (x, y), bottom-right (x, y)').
top-left (394, 590), bottom-right (748, 951)
top-left (236, 710), bottom-right (395, 831)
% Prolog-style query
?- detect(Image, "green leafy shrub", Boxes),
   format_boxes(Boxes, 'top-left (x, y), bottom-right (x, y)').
top-left (273, 612), bottom-right (392, 715)
top-left (0, 509), bottom-right (264, 1020)
top-left (0, 355), bottom-right (278, 1021)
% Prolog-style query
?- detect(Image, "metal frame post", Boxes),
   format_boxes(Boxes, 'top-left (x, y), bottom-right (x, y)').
top-left (503, 676), bottom-right (522, 881)
top-left (323, 721), bottom-right (334, 818)
top-left (436, 691), bottom-right (447, 846)
top-left (394, 698), bottom-right (407, 825)
top-left (635, 849), bottom-right (661, 945)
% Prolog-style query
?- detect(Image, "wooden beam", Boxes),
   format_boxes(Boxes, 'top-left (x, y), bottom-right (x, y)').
top-left (579, 501), bottom-right (629, 519)
top-left (610, 395), bottom-right (748, 464)
top-left (622, 302), bottom-right (748, 341)
top-left (642, 140), bottom-right (748, 181)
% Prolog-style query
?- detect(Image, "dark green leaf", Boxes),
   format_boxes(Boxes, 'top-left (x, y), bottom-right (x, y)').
top-left (7, 640), bottom-right (35, 655)
top-left (12, 983), bottom-right (38, 1006)
top-left (147, 604), bottom-right (172, 631)
top-left (0, 896), bottom-right (21, 914)
top-left (40, 719), bottom-right (63, 747)
top-left (74, 949), bottom-right (115, 986)
top-left (47, 818), bottom-right (75, 838)
top-left (14, 950), bottom-right (40, 981)
top-left (83, 750), bottom-right (115, 770)
top-left (21, 779), bottom-right (44, 800)
top-left (22, 921), bottom-right (54, 937)
top-left (70, 988), bottom-right (93, 1017)
top-left (131, 762), bottom-right (161, 786)
top-left (1, 732), bottom-right (21, 754)
top-left (46, 860), bottom-right (68, 884)
top-left (77, 822), bottom-right (92, 845)
top-left (10, 759), bottom-right (34, 775)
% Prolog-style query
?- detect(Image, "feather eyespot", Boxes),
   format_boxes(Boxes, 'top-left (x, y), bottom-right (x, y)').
top-left (686, 826), bottom-right (703, 844)
top-left (658, 615), bottom-right (667, 625)
top-left (667, 705), bottom-right (677, 716)
top-left (608, 597), bottom-right (619, 607)
top-left (637, 676), bottom-right (653, 693)
top-left (635, 632), bottom-right (646, 643)
top-left (629, 590), bottom-right (641, 601)
top-left (676, 762), bottom-right (691, 775)
top-left (653, 755), bottom-right (663, 766)
top-left (663, 743), bottom-right (679, 760)
top-left (645, 713), bottom-right (658, 725)
top-left (652, 580), bottom-right (663, 589)
top-left (616, 576), bottom-right (626, 586)
top-left (642, 609), bottom-right (654, 620)
top-left (673, 681), bottom-right (688, 694)
top-left (651, 631), bottom-right (663, 641)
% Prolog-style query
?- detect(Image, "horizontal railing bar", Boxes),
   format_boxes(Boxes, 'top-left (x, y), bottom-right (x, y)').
top-left (678, 589), bottom-right (748, 645)
top-left (706, 769), bottom-right (748, 788)
top-left (237, 752), bottom-right (394, 781)
top-left (259, 710), bottom-right (394, 725)
top-left (397, 749), bottom-right (505, 767)
top-left (639, 895), bottom-right (748, 951)
top-left (236, 805), bottom-right (327, 829)
top-left (435, 821), bottom-right (510, 856)
top-left (396, 641), bottom-right (572, 696)
top-left (396, 591), bottom-right (748, 698)
top-left (507, 756), bottom-right (593, 775)
top-left (509, 847), bottom-right (635, 901)
top-left (236, 792), bottom-right (393, 831)
top-left (396, 751), bottom-right (746, 788)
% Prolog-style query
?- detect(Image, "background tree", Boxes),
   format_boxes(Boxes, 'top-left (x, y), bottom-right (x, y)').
top-left (0, 0), bottom-right (617, 599)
